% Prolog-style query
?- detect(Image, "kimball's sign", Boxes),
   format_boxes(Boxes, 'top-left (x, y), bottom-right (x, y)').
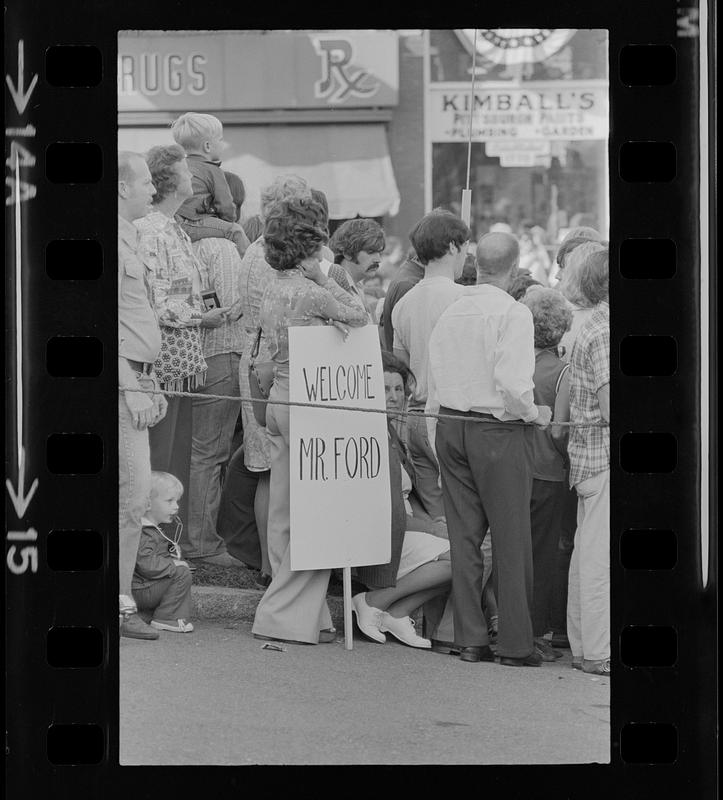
top-left (428, 80), bottom-right (608, 142)
top-left (288, 326), bottom-right (391, 572)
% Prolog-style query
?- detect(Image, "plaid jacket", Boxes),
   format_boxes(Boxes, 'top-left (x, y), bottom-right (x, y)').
top-left (568, 301), bottom-right (610, 486)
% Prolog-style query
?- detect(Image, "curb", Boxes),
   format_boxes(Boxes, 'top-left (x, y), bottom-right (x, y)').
top-left (192, 585), bottom-right (346, 629)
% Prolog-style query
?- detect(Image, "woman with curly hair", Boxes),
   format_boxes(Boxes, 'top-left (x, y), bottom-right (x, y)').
top-left (251, 198), bottom-right (369, 645)
top-left (135, 144), bottom-right (237, 547)
top-left (235, 175), bottom-right (319, 582)
top-left (520, 286), bottom-right (573, 661)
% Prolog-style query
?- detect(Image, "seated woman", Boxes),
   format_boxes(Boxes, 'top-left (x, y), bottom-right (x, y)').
top-left (351, 352), bottom-right (456, 652)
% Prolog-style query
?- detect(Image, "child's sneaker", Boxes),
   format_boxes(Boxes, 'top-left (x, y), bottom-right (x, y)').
top-left (151, 618), bottom-right (194, 633)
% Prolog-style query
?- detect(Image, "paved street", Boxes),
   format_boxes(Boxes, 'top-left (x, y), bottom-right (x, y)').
top-left (120, 619), bottom-right (609, 765)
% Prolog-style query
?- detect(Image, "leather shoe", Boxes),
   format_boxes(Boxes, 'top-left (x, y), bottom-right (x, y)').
top-left (582, 658), bottom-right (611, 675)
top-left (499, 650), bottom-right (543, 667)
top-left (459, 646), bottom-right (495, 662)
top-left (121, 613), bottom-right (159, 640)
top-left (534, 637), bottom-right (563, 661)
top-left (431, 639), bottom-right (461, 655)
top-left (254, 572), bottom-right (272, 590)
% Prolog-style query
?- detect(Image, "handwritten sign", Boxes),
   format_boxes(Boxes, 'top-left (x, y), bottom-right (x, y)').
top-left (289, 325), bottom-right (391, 571)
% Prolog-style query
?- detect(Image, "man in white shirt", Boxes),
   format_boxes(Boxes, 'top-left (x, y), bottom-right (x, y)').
top-left (391, 210), bottom-right (470, 524)
top-left (427, 232), bottom-right (552, 666)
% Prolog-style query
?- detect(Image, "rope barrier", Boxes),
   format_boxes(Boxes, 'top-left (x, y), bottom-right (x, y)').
top-left (118, 386), bottom-right (608, 428)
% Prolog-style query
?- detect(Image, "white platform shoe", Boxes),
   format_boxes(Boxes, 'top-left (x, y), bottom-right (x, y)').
top-left (351, 593), bottom-right (386, 643)
top-left (379, 613), bottom-right (432, 649)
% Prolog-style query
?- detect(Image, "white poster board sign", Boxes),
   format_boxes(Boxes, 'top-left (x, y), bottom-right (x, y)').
top-left (289, 325), bottom-right (391, 571)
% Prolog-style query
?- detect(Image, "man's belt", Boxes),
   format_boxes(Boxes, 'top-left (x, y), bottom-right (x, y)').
top-left (438, 407), bottom-right (497, 420)
top-left (126, 359), bottom-right (153, 374)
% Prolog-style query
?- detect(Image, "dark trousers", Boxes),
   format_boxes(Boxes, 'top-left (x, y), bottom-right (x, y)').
top-left (132, 567), bottom-right (192, 622)
top-left (436, 409), bottom-right (534, 657)
top-left (530, 479), bottom-right (567, 636)
top-left (149, 395), bottom-right (192, 548)
top-left (550, 485), bottom-right (577, 635)
top-left (216, 445), bottom-right (264, 569)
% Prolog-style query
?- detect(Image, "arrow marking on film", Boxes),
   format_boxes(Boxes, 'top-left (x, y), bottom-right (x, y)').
top-left (5, 40), bottom-right (38, 115)
top-left (6, 449), bottom-right (38, 519)
top-left (5, 151), bottom-right (38, 519)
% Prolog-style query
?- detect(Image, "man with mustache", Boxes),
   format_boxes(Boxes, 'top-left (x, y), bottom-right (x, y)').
top-left (327, 218), bottom-right (386, 319)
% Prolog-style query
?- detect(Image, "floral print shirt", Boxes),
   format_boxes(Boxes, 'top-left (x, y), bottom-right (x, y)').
top-left (134, 211), bottom-right (207, 389)
top-left (135, 211), bottom-right (205, 328)
top-left (260, 267), bottom-right (369, 365)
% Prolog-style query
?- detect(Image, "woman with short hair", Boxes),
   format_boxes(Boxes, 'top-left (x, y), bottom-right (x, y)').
top-left (557, 239), bottom-right (608, 363)
top-left (521, 287), bottom-right (573, 661)
top-left (548, 226), bottom-right (603, 288)
top-left (135, 144), bottom-right (232, 546)
top-left (235, 175), bottom-right (315, 578)
top-left (350, 352), bottom-right (454, 651)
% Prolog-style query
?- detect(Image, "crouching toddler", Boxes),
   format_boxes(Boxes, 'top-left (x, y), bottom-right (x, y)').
top-left (132, 471), bottom-right (194, 633)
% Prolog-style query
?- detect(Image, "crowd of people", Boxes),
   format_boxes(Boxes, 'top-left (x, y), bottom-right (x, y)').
top-left (118, 112), bottom-right (610, 675)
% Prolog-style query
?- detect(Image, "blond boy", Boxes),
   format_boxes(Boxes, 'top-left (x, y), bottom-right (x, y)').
top-left (131, 471), bottom-right (194, 634)
top-left (171, 112), bottom-right (249, 257)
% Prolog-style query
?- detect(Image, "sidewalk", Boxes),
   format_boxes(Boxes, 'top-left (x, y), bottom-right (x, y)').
top-left (190, 563), bottom-right (346, 627)
top-left (192, 585), bottom-right (346, 628)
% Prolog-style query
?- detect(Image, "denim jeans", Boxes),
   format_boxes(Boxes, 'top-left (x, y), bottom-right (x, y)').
top-left (567, 469), bottom-right (610, 661)
top-left (133, 566), bottom-right (193, 621)
top-left (149, 394), bottom-right (192, 536)
top-left (180, 216), bottom-right (250, 258)
top-left (187, 353), bottom-right (241, 558)
top-left (118, 374), bottom-right (154, 596)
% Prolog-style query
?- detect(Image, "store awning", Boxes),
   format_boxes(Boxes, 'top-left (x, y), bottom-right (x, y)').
top-left (118, 123), bottom-right (400, 220)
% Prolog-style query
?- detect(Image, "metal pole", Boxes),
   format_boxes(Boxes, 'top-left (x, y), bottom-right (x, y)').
top-left (461, 28), bottom-right (479, 226)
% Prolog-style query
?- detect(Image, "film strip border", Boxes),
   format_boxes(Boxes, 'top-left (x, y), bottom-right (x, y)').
top-left (3, 6), bottom-right (715, 795)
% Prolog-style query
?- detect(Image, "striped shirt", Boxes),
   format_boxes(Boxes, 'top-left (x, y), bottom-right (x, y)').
top-left (193, 237), bottom-right (245, 358)
top-left (568, 301), bottom-right (610, 486)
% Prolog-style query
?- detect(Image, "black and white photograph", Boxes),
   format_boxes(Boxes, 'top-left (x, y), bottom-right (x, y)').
top-left (116, 28), bottom-right (612, 765)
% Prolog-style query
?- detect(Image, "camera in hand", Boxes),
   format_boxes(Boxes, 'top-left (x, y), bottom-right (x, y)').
top-left (201, 290), bottom-right (221, 310)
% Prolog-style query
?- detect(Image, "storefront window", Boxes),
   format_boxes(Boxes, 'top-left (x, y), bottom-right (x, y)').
top-left (427, 29), bottom-right (609, 246)
top-left (432, 139), bottom-right (606, 241)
